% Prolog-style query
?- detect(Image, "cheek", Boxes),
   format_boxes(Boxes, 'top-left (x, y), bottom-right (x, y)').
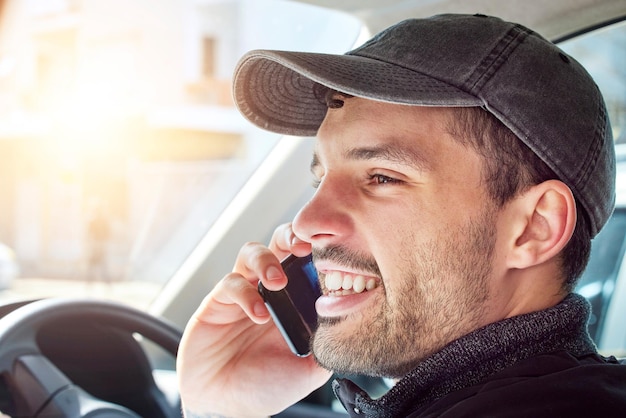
top-left (365, 200), bottom-right (437, 255)
top-left (366, 211), bottom-right (425, 288)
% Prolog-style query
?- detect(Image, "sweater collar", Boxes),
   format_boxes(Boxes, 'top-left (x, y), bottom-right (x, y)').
top-left (333, 293), bottom-right (596, 417)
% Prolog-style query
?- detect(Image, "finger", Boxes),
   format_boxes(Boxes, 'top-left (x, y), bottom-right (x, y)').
top-left (234, 242), bottom-right (287, 292)
top-left (269, 223), bottom-right (312, 258)
top-left (197, 272), bottom-right (272, 325)
top-left (221, 272), bottom-right (273, 324)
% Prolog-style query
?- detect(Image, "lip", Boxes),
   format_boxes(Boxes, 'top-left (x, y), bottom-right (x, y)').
top-left (315, 286), bottom-right (380, 317)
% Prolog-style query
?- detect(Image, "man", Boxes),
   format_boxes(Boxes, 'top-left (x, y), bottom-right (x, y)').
top-left (177, 14), bottom-right (626, 417)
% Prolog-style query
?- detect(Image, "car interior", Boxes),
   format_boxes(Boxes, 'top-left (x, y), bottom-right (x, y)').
top-left (0, 0), bottom-right (623, 416)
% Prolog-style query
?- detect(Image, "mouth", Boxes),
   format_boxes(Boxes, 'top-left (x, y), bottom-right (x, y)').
top-left (321, 270), bottom-right (380, 296)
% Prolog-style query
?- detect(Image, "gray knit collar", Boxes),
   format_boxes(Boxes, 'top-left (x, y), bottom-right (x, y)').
top-left (333, 293), bottom-right (596, 417)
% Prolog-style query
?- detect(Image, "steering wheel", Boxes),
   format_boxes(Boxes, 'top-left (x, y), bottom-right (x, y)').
top-left (0, 298), bottom-right (182, 417)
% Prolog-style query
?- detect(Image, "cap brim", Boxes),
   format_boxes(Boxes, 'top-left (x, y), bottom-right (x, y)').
top-left (233, 50), bottom-right (482, 137)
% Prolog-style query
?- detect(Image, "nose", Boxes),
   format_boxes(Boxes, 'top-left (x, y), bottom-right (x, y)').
top-left (292, 174), bottom-right (353, 247)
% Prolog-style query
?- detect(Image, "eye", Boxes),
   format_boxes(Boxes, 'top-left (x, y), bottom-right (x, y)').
top-left (369, 174), bottom-right (402, 185)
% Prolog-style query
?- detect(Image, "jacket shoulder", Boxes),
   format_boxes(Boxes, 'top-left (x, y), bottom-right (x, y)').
top-left (411, 352), bottom-right (626, 417)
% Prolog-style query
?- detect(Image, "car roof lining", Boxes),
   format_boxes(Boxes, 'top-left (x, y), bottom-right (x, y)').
top-left (293, 0), bottom-right (626, 41)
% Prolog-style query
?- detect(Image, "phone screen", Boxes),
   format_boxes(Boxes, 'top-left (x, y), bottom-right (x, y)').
top-left (258, 254), bottom-right (321, 357)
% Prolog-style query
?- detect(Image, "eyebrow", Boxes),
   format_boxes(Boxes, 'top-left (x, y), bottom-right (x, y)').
top-left (310, 143), bottom-right (430, 173)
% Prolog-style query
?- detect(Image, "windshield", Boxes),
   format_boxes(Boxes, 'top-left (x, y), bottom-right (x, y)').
top-left (0, 0), bottom-right (362, 310)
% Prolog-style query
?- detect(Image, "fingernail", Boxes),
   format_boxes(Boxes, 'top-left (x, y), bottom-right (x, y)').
top-left (266, 266), bottom-right (283, 281)
top-left (254, 301), bottom-right (268, 317)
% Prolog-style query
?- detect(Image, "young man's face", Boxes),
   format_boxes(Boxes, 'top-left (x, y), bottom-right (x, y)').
top-left (292, 97), bottom-right (504, 378)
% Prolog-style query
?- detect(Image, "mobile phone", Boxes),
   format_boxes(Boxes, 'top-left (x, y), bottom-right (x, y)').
top-left (258, 254), bottom-right (321, 357)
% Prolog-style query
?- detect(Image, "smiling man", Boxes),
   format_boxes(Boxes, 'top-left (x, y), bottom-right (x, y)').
top-left (300, 99), bottom-right (501, 378)
top-left (177, 14), bottom-right (626, 417)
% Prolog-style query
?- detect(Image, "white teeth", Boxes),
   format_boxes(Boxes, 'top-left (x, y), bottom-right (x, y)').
top-left (353, 275), bottom-right (366, 293)
top-left (324, 271), bottom-right (377, 294)
top-left (341, 275), bottom-right (353, 290)
top-left (325, 271), bottom-right (343, 291)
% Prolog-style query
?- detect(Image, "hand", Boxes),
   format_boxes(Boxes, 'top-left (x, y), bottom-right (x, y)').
top-left (177, 223), bottom-right (331, 418)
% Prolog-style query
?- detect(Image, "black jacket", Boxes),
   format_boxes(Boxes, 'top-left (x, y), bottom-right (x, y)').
top-left (333, 294), bottom-right (626, 417)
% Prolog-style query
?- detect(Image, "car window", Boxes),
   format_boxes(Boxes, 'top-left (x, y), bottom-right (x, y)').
top-left (576, 208), bottom-right (626, 342)
top-left (0, 0), bottom-right (362, 310)
top-left (561, 20), bottom-right (626, 354)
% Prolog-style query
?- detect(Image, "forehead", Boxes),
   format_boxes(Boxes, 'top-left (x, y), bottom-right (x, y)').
top-left (313, 97), bottom-right (474, 169)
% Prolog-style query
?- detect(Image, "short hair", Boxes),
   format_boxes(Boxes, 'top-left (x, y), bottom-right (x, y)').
top-left (446, 107), bottom-right (591, 291)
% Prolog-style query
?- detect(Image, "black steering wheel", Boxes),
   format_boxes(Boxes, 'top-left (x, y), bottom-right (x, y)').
top-left (0, 298), bottom-right (182, 417)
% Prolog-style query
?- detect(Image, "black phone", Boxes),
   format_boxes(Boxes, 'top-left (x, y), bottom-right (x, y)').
top-left (258, 253), bottom-right (321, 357)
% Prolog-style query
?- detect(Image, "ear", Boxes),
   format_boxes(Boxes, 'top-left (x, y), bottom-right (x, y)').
top-left (506, 180), bottom-right (576, 270)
